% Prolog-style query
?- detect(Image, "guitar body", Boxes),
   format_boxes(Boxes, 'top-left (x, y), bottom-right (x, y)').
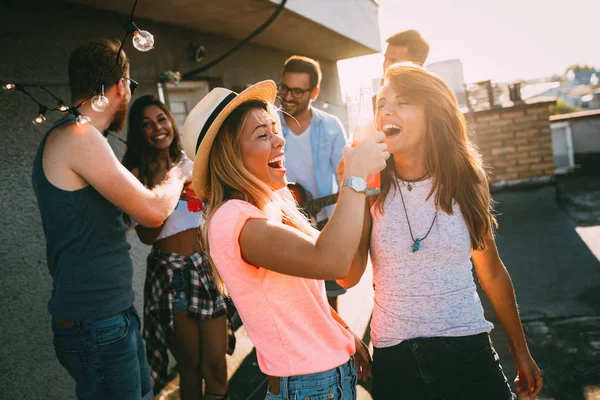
top-left (287, 182), bottom-right (339, 227)
top-left (287, 182), bottom-right (311, 206)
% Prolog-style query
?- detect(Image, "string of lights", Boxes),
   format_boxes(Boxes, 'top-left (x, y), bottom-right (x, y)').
top-left (1, 0), bottom-right (154, 128)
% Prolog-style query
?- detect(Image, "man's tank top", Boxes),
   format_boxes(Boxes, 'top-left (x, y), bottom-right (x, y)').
top-left (32, 116), bottom-right (134, 320)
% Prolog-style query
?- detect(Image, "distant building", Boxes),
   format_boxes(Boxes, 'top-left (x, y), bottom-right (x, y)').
top-left (565, 69), bottom-right (600, 87)
top-left (563, 84), bottom-right (600, 110)
top-left (561, 69), bottom-right (600, 110)
top-left (426, 59), bottom-right (467, 107)
top-left (525, 69), bottom-right (600, 112)
top-left (520, 81), bottom-right (561, 100)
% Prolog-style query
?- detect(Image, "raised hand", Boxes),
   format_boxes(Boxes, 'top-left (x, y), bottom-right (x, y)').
top-left (342, 131), bottom-right (389, 180)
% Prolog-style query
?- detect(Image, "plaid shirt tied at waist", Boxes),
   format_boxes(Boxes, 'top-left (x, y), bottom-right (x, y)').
top-left (143, 248), bottom-right (231, 391)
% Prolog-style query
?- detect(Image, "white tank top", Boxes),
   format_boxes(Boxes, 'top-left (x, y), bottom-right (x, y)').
top-left (369, 178), bottom-right (493, 348)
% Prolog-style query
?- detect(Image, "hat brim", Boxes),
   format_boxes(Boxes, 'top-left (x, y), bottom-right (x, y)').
top-left (191, 80), bottom-right (277, 198)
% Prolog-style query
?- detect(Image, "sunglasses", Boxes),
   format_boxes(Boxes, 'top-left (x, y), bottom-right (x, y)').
top-left (277, 82), bottom-right (313, 99)
top-left (119, 77), bottom-right (138, 96)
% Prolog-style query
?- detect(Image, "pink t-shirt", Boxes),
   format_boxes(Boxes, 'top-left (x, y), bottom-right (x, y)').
top-left (208, 200), bottom-right (355, 377)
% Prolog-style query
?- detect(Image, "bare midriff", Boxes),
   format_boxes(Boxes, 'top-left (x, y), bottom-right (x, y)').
top-left (154, 227), bottom-right (203, 256)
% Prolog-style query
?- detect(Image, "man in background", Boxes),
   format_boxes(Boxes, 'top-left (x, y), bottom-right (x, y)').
top-left (373, 29), bottom-right (430, 108)
top-left (278, 55), bottom-right (348, 311)
top-left (383, 29), bottom-right (430, 70)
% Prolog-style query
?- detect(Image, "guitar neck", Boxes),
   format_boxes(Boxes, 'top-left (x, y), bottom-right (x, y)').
top-left (309, 193), bottom-right (339, 211)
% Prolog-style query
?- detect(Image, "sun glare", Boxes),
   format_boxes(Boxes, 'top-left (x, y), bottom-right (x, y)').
top-left (338, 0), bottom-right (600, 101)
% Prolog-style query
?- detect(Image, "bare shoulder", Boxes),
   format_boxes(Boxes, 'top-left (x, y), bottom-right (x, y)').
top-left (48, 120), bottom-right (98, 143)
top-left (44, 121), bottom-right (77, 148)
top-left (45, 121), bottom-right (107, 160)
top-left (42, 121), bottom-right (106, 189)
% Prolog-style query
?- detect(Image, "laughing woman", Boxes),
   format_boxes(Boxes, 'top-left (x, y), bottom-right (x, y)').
top-left (182, 81), bottom-right (389, 400)
top-left (338, 63), bottom-right (543, 400)
top-left (122, 95), bottom-right (230, 400)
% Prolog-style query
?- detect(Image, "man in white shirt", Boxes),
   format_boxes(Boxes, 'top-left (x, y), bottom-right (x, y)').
top-left (278, 55), bottom-right (347, 311)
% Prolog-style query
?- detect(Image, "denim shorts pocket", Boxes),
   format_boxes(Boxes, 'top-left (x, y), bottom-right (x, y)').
top-left (293, 383), bottom-right (339, 400)
top-left (171, 270), bottom-right (186, 292)
top-left (265, 389), bottom-right (283, 400)
top-left (94, 313), bottom-right (130, 346)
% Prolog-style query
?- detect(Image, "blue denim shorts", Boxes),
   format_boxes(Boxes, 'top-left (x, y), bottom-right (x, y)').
top-left (265, 357), bottom-right (358, 400)
top-left (51, 306), bottom-right (153, 400)
top-left (171, 269), bottom-right (190, 316)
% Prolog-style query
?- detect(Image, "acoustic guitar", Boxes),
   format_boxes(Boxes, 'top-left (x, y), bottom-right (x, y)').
top-left (287, 182), bottom-right (339, 226)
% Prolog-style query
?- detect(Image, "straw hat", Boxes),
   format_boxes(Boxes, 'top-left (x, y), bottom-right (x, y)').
top-left (182, 80), bottom-right (277, 197)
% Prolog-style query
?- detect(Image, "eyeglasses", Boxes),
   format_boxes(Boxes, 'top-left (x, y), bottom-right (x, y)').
top-left (277, 82), bottom-right (313, 99)
top-left (119, 77), bottom-right (138, 96)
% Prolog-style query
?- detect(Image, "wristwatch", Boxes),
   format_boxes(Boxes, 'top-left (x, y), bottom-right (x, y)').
top-left (342, 177), bottom-right (368, 194)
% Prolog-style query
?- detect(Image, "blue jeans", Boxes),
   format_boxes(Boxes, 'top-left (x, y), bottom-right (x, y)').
top-left (52, 306), bottom-right (153, 400)
top-left (265, 358), bottom-right (358, 400)
top-left (171, 269), bottom-right (190, 316)
top-left (372, 333), bottom-right (515, 400)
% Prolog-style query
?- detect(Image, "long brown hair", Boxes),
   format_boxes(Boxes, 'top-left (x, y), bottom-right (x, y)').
top-left (202, 99), bottom-right (317, 292)
top-left (375, 63), bottom-right (496, 250)
top-left (122, 95), bottom-right (183, 188)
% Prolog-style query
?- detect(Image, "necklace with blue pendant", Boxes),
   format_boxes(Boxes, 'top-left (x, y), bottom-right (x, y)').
top-left (398, 184), bottom-right (437, 252)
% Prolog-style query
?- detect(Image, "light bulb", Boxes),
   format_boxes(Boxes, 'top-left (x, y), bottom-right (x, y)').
top-left (3, 83), bottom-right (16, 91)
top-left (58, 102), bottom-right (69, 112)
top-left (91, 94), bottom-right (109, 112)
top-left (76, 114), bottom-right (91, 127)
top-left (132, 30), bottom-right (154, 52)
top-left (32, 113), bottom-right (46, 125)
top-left (32, 105), bottom-right (47, 125)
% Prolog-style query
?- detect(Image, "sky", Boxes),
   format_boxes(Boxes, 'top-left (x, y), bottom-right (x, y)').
top-left (338, 0), bottom-right (600, 99)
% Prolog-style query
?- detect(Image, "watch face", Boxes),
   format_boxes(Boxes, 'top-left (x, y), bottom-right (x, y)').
top-left (353, 177), bottom-right (367, 192)
top-left (345, 177), bottom-right (367, 192)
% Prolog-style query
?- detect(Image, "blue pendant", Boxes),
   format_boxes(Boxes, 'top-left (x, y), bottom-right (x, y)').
top-left (412, 238), bottom-right (421, 252)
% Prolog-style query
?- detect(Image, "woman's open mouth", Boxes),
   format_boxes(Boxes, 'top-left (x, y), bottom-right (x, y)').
top-left (268, 155), bottom-right (285, 169)
top-left (152, 133), bottom-right (168, 141)
top-left (382, 124), bottom-right (402, 137)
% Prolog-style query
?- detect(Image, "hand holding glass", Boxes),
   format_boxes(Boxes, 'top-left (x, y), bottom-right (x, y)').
top-left (345, 86), bottom-right (381, 195)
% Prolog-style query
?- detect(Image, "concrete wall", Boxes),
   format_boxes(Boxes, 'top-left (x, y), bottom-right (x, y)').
top-left (0, 2), bottom-right (344, 398)
top-left (569, 116), bottom-right (600, 155)
top-left (568, 115), bottom-right (600, 172)
top-left (551, 111), bottom-right (600, 174)
top-left (467, 101), bottom-right (556, 184)
top-left (267, 0), bottom-right (381, 55)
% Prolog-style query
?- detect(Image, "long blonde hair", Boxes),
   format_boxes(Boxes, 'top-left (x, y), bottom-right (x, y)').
top-left (375, 63), bottom-right (497, 251)
top-left (202, 99), bottom-right (317, 292)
